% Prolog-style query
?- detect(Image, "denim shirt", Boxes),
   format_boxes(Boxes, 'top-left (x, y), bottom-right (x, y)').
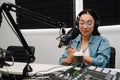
top-left (59, 34), bottom-right (111, 68)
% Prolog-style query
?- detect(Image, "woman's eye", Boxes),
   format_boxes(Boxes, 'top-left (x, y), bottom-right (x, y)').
top-left (87, 22), bottom-right (92, 26)
top-left (80, 23), bottom-right (84, 25)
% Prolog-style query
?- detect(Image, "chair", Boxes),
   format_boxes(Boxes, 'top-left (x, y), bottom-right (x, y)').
top-left (108, 47), bottom-right (116, 68)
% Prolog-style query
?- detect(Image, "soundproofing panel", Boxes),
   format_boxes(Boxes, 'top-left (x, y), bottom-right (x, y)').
top-left (15, 0), bottom-right (75, 29)
top-left (83, 0), bottom-right (120, 26)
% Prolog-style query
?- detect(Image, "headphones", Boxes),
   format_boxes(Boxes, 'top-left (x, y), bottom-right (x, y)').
top-left (76, 9), bottom-right (100, 28)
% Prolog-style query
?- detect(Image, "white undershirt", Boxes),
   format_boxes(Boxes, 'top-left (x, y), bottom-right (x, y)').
top-left (79, 47), bottom-right (90, 56)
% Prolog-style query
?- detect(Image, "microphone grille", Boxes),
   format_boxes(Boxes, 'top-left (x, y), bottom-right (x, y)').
top-left (67, 28), bottom-right (80, 39)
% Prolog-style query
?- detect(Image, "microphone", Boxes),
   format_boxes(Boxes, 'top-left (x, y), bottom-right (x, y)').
top-left (58, 28), bottom-right (80, 48)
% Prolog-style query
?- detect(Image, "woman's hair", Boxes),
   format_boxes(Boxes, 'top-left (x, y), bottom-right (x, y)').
top-left (77, 9), bottom-right (100, 35)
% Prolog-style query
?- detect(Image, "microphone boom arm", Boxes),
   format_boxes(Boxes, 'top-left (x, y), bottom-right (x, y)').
top-left (1, 2), bottom-right (66, 77)
top-left (2, 2), bottom-right (66, 28)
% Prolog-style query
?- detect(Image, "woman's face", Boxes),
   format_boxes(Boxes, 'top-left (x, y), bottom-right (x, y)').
top-left (78, 13), bottom-right (95, 37)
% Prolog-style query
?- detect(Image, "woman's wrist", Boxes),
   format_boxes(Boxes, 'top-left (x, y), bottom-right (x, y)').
top-left (62, 57), bottom-right (74, 65)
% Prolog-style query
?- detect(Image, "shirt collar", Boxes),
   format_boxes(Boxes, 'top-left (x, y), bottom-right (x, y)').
top-left (74, 34), bottom-right (97, 44)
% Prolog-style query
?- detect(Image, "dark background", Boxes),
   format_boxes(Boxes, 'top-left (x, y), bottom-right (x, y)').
top-left (15, 0), bottom-right (76, 29)
top-left (83, 0), bottom-right (120, 26)
top-left (15, 0), bottom-right (120, 29)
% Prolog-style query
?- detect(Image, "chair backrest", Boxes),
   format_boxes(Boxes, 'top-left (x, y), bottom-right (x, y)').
top-left (5, 46), bottom-right (35, 63)
top-left (109, 47), bottom-right (116, 68)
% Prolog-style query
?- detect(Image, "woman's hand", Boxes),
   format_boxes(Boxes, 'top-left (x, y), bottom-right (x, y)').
top-left (62, 46), bottom-right (77, 65)
top-left (67, 46), bottom-right (77, 58)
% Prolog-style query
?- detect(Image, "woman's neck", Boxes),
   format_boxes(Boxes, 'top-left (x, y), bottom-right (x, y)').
top-left (81, 35), bottom-right (90, 50)
top-left (81, 35), bottom-right (90, 42)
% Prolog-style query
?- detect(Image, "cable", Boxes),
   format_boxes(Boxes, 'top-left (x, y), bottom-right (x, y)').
top-left (31, 65), bottom-right (68, 77)
top-left (0, 47), bottom-right (14, 67)
top-left (4, 54), bottom-right (14, 66)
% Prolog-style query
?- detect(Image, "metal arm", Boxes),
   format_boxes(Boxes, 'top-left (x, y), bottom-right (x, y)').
top-left (1, 2), bottom-right (66, 77)
top-left (2, 2), bottom-right (66, 28)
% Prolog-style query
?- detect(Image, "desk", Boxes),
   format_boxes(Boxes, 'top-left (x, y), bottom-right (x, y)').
top-left (109, 69), bottom-right (120, 73)
top-left (0, 62), bottom-right (72, 76)
top-left (0, 62), bottom-right (120, 80)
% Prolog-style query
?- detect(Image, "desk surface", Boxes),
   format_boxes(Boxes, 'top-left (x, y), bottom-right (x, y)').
top-left (1, 62), bottom-right (120, 80)
top-left (0, 62), bottom-right (120, 77)
top-left (0, 62), bottom-right (72, 76)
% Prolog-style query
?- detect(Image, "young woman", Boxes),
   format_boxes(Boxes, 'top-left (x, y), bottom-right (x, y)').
top-left (59, 9), bottom-right (111, 68)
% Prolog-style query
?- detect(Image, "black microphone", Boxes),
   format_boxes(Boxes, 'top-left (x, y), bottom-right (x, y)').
top-left (58, 28), bottom-right (80, 48)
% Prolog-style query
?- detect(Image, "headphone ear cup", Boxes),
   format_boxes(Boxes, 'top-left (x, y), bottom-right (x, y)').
top-left (94, 20), bottom-right (100, 27)
top-left (75, 15), bottom-right (79, 28)
top-left (75, 20), bottom-right (79, 28)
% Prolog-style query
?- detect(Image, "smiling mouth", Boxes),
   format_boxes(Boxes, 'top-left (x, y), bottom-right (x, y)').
top-left (83, 30), bottom-right (88, 33)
